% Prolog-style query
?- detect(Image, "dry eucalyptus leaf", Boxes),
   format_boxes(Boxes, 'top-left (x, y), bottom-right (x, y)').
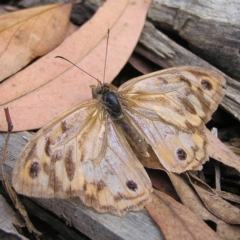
top-left (216, 222), bottom-right (240, 240)
top-left (217, 190), bottom-right (240, 204)
top-left (0, 0), bottom-right (151, 131)
top-left (145, 190), bottom-right (221, 240)
top-left (206, 128), bottom-right (240, 171)
top-left (0, 3), bottom-right (72, 82)
top-left (187, 174), bottom-right (240, 225)
top-left (193, 185), bottom-right (240, 224)
top-left (146, 169), bottom-right (180, 202)
top-left (167, 172), bottom-right (240, 240)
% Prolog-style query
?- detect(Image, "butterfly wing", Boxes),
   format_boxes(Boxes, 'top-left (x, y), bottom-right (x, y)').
top-left (118, 66), bottom-right (225, 173)
top-left (12, 99), bottom-right (152, 217)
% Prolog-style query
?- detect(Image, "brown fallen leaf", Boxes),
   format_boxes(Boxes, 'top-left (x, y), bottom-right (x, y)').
top-left (145, 190), bottom-right (222, 240)
top-left (216, 222), bottom-right (240, 240)
top-left (206, 128), bottom-right (240, 171)
top-left (146, 169), bottom-right (181, 202)
top-left (217, 190), bottom-right (240, 204)
top-left (166, 172), bottom-right (240, 240)
top-left (0, 0), bottom-right (151, 131)
top-left (0, 3), bottom-right (72, 82)
top-left (187, 173), bottom-right (240, 225)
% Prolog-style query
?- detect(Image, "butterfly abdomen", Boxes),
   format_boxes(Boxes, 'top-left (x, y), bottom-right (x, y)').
top-left (117, 119), bottom-right (149, 158)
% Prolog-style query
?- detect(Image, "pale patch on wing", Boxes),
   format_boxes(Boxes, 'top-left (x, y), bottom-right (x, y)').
top-left (118, 67), bottom-right (225, 173)
top-left (12, 99), bottom-right (152, 217)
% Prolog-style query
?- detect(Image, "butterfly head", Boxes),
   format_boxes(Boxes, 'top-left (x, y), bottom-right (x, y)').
top-left (90, 83), bottom-right (110, 100)
top-left (90, 83), bottom-right (124, 120)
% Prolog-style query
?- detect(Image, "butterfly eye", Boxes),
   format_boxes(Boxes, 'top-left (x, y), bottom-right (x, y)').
top-left (126, 180), bottom-right (138, 191)
top-left (176, 148), bottom-right (187, 161)
top-left (29, 162), bottom-right (40, 178)
top-left (201, 79), bottom-right (213, 90)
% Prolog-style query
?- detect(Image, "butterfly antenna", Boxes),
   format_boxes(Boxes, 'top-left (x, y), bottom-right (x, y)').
top-left (103, 29), bottom-right (110, 83)
top-left (55, 56), bottom-right (102, 85)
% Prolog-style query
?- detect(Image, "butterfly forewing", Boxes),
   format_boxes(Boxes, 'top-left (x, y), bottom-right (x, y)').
top-left (12, 99), bottom-right (152, 217)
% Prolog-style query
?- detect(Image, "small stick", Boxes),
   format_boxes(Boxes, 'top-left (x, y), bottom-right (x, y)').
top-left (212, 127), bottom-right (221, 191)
top-left (1, 108), bottom-right (42, 238)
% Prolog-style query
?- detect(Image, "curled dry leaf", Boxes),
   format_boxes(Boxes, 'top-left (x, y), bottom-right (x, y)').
top-left (0, 3), bottom-right (72, 82)
top-left (217, 190), bottom-right (240, 204)
top-left (0, 0), bottom-right (152, 131)
top-left (167, 172), bottom-right (240, 240)
top-left (193, 185), bottom-right (240, 225)
top-left (145, 190), bottom-right (221, 240)
top-left (187, 173), bottom-right (240, 225)
top-left (206, 128), bottom-right (240, 171)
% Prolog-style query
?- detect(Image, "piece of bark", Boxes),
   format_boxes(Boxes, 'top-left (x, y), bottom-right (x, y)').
top-left (0, 132), bottom-right (163, 240)
top-left (0, 195), bottom-right (27, 240)
top-left (148, 0), bottom-right (240, 80)
top-left (135, 21), bottom-right (240, 122)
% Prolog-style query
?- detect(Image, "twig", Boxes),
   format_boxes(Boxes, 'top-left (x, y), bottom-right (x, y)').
top-left (1, 108), bottom-right (42, 238)
top-left (211, 127), bottom-right (221, 191)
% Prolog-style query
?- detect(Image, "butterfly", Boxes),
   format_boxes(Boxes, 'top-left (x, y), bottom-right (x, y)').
top-left (12, 66), bottom-right (225, 217)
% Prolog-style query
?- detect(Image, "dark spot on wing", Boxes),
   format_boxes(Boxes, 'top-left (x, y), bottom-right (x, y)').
top-left (178, 97), bottom-right (197, 115)
top-left (179, 75), bottom-right (191, 86)
top-left (83, 181), bottom-right (87, 191)
top-left (126, 180), bottom-right (138, 191)
top-left (80, 150), bottom-right (86, 162)
top-left (114, 192), bottom-right (123, 202)
top-left (51, 150), bottom-right (63, 163)
top-left (176, 148), bottom-right (187, 160)
top-left (185, 120), bottom-right (195, 133)
top-left (27, 143), bottom-right (37, 160)
top-left (85, 193), bottom-right (97, 205)
top-left (64, 145), bottom-right (76, 181)
top-left (29, 162), bottom-right (40, 178)
top-left (61, 121), bottom-right (67, 132)
top-left (97, 180), bottom-right (106, 191)
top-left (54, 175), bottom-right (62, 192)
top-left (43, 162), bottom-right (50, 175)
top-left (44, 138), bottom-right (51, 156)
top-left (157, 76), bottom-right (168, 84)
top-left (48, 164), bottom-right (63, 192)
top-left (201, 79), bottom-right (213, 90)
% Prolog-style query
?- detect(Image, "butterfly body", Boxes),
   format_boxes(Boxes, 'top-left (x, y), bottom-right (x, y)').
top-left (93, 83), bottom-right (123, 120)
top-left (12, 66), bottom-right (225, 217)
top-left (92, 83), bottom-right (149, 158)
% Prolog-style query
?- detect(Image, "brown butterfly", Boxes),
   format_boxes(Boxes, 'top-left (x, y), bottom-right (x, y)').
top-left (12, 66), bottom-right (225, 217)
